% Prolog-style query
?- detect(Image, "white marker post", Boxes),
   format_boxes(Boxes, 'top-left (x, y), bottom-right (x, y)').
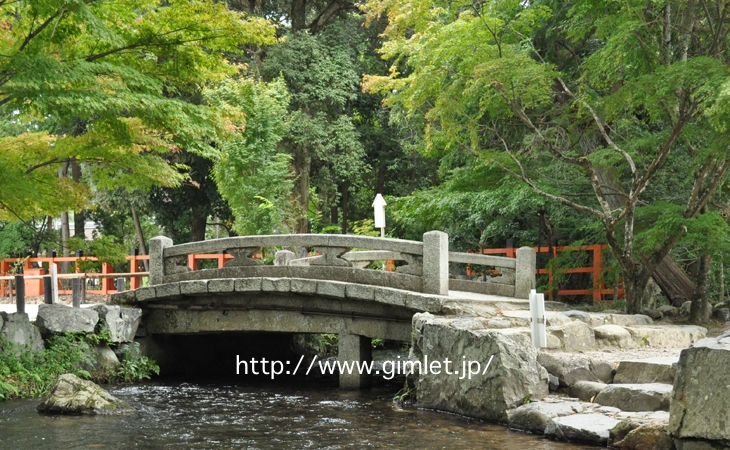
top-left (50, 263), bottom-right (59, 304)
top-left (373, 193), bottom-right (387, 238)
top-left (529, 289), bottom-right (547, 348)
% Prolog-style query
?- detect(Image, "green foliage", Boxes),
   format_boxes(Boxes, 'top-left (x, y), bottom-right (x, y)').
top-left (0, 334), bottom-right (93, 400)
top-left (305, 334), bottom-right (339, 357)
top-left (114, 342), bottom-right (160, 383)
top-left (66, 235), bottom-right (129, 272)
top-left (207, 77), bottom-right (294, 235)
top-left (0, 0), bottom-right (278, 221)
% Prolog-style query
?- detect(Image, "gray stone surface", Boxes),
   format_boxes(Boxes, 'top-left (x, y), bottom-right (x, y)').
top-left (594, 383), bottom-right (673, 412)
top-left (538, 352), bottom-right (614, 386)
top-left (90, 305), bottom-right (142, 343)
top-left (508, 401), bottom-right (582, 433)
top-left (606, 314), bottom-right (654, 326)
top-left (83, 344), bottom-right (120, 374)
top-left (545, 414), bottom-right (621, 445)
top-left (35, 304), bottom-right (99, 334)
top-left (660, 305), bottom-right (679, 317)
top-left (680, 301), bottom-right (692, 316)
top-left (149, 236), bottom-right (173, 285)
top-left (641, 308), bottom-right (663, 321)
top-left (626, 325), bottom-right (707, 349)
top-left (515, 247), bottom-right (536, 299)
top-left (547, 320), bottom-right (596, 351)
top-left (423, 231), bottom-right (448, 295)
top-left (338, 334), bottom-right (372, 389)
top-left (0, 312), bottom-right (44, 352)
top-left (613, 420), bottom-right (674, 450)
top-left (614, 357), bottom-right (678, 384)
top-left (414, 313), bottom-right (548, 422)
top-left (669, 332), bottom-right (730, 441)
top-left (594, 324), bottom-right (634, 348)
top-left (37, 373), bottom-right (132, 415)
top-left (570, 381), bottom-right (608, 402)
top-left (274, 250), bottom-right (295, 266)
top-left (673, 438), bottom-right (730, 450)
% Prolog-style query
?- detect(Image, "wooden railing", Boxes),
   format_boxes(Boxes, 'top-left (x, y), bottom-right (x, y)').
top-left (475, 243), bottom-right (623, 303)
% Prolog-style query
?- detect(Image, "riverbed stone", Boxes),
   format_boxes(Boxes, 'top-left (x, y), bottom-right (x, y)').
top-left (0, 312), bottom-right (44, 352)
top-left (669, 332), bottom-right (730, 441)
top-left (547, 320), bottom-right (595, 351)
top-left (594, 324), bottom-right (634, 348)
top-left (35, 304), bottom-right (99, 335)
top-left (508, 401), bottom-right (583, 434)
top-left (538, 352), bottom-right (614, 386)
top-left (613, 357), bottom-right (678, 384)
top-left (660, 305), bottom-right (679, 317)
top-left (613, 420), bottom-right (674, 450)
top-left (545, 413), bottom-right (621, 445)
top-left (89, 305), bottom-right (142, 343)
top-left (37, 373), bottom-right (132, 415)
top-left (413, 313), bottom-right (549, 422)
top-left (594, 383), bottom-right (673, 412)
top-left (673, 438), bottom-right (730, 449)
top-left (570, 381), bottom-right (608, 402)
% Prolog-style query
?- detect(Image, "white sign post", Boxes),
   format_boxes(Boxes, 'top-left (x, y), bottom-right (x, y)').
top-left (50, 263), bottom-right (59, 304)
top-left (373, 194), bottom-right (387, 238)
top-left (529, 289), bottom-right (547, 348)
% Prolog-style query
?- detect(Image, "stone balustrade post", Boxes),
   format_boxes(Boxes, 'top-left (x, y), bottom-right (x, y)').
top-left (423, 231), bottom-right (449, 295)
top-left (149, 236), bottom-right (173, 286)
top-left (515, 246), bottom-right (536, 299)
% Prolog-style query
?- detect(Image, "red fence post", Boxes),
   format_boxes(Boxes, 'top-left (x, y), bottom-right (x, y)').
top-left (592, 245), bottom-right (603, 305)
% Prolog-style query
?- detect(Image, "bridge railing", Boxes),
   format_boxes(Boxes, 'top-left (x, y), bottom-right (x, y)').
top-left (150, 232), bottom-right (536, 298)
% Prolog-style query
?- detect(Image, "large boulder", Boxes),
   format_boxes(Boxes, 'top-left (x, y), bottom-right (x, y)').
top-left (35, 304), bottom-right (98, 335)
top-left (508, 400), bottom-right (583, 433)
top-left (570, 380), bottom-right (608, 402)
top-left (0, 312), bottom-right (44, 352)
top-left (538, 352), bottom-right (614, 386)
top-left (413, 313), bottom-right (549, 422)
top-left (89, 305), bottom-right (142, 343)
top-left (669, 332), bottom-right (730, 441)
top-left (37, 373), bottom-right (132, 415)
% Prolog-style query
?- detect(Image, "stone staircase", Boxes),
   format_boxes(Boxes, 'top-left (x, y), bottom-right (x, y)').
top-left (509, 356), bottom-right (680, 446)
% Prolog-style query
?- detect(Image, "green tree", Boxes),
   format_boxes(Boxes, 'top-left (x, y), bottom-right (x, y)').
top-left (0, 0), bottom-right (277, 222)
top-left (206, 77), bottom-right (294, 235)
top-left (364, 0), bottom-right (730, 314)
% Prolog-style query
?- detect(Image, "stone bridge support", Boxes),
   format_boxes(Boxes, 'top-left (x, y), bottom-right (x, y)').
top-left (338, 334), bottom-right (372, 389)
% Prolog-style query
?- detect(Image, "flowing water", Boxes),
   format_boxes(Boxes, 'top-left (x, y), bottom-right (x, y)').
top-left (0, 379), bottom-right (599, 450)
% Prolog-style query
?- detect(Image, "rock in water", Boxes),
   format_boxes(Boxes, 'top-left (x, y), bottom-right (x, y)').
top-left (413, 313), bottom-right (549, 422)
top-left (37, 374), bottom-right (132, 415)
top-left (669, 331), bottom-right (730, 441)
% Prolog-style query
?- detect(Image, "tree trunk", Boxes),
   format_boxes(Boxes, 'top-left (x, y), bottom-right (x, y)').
top-left (624, 268), bottom-right (651, 314)
top-left (190, 205), bottom-right (207, 242)
top-left (593, 165), bottom-right (694, 306)
top-left (293, 148), bottom-right (310, 234)
top-left (71, 160), bottom-right (85, 239)
top-left (689, 252), bottom-right (712, 324)
top-left (291, 0), bottom-right (306, 32)
top-left (59, 164), bottom-right (71, 274)
top-left (131, 207), bottom-right (149, 272)
top-left (341, 179), bottom-right (349, 234)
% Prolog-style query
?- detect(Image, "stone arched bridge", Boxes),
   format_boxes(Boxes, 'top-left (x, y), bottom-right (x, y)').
top-left (112, 231), bottom-right (536, 388)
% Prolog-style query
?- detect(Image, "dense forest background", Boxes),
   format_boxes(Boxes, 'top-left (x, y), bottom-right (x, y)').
top-left (3, 0), bottom-right (730, 319)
